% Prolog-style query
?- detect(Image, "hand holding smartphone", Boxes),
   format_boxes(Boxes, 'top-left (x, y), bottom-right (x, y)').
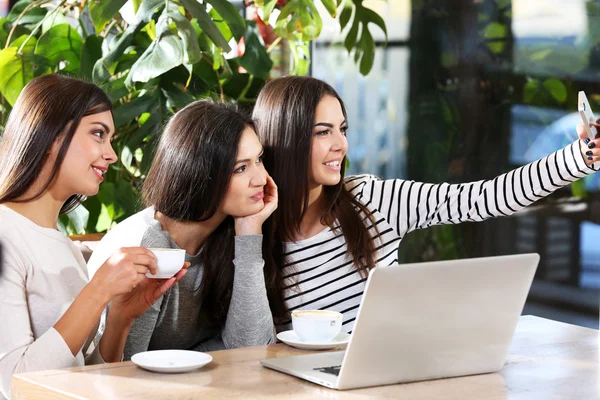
top-left (578, 91), bottom-right (597, 143)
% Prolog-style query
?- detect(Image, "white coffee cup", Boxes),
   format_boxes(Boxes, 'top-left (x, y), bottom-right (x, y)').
top-left (146, 248), bottom-right (185, 279)
top-left (291, 310), bottom-right (343, 343)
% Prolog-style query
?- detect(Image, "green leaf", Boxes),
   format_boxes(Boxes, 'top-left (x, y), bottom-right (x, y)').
top-left (193, 57), bottom-right (220, 87)
top-left (321, 0), bottom-right (337, 18)
top-left (523, 79), bottom-right (539, 104)
top-left (180, 0), bottom-right (231, 51)
top-left (222, 72), bottom-right (250, 99)
top-left (273, 1), bottom-right (296, 39)
top-left (262, 0), bottom-right (278, 22)
top-left (7, 0), bottom-right (47, 25)
top-left (543, 78), bottom-right (567, 104)
top-left (113, 94), bottom-right (157, 127)
top-left (89, 0), bottom-right (128, 34)
top-left (169, 10), bottom-right (202, 64)
top-left (339, 5), bottom-right (353, 31)
top-left (103, 76), bottom-right (130, 103)
top-left (114, 52), bottom-right (142, 75)
top-left (360, 6), bottom-right (388, 43)
top-left (0, 18), bottom-right (10, 48)
top-left (301, 0), bottom-right (322, 40)
top-left (482, 22), bottom-right (507, 54)
top-left (114, 179), bottom-right (138, 220)
top-left (209, 6), bottom-right (233, 43)
top-left (344, 18), bottom-right (359, 52)
top-left (240, 21), bottom-right (272, 80)
top-left (80, 35), bottom-right (103, 80)
top-left (359, 29), bottom-right (375, 75)
top-left (162, 82), bottom-right (195, 109)
top-left (0, 35), bottom-right (37, 106)
top-left (63, 205), bottom-right (89, 235)
top-left (205, 0), bottom-right (246, 40)
top-left (126, 112), bottom-right (160, 150)
top-left (35, 24), bottom-right (83, 73)
top-left (82, 196), bottom-right (102, 233)
top-left (96, 182), bottom-right (120, 232)
top-left (93, 0), bottom-right (164, 84)
top-left (127, 33), bottom-right (184, 85)
top-left (41, 11), bottom-right (67, 34)
top-left (530, 49), bottom-right (552, 62)
top-left (570, 179), bottom-right (588, 199)
top-left (289, 37), bottom-right (310, 76)
top-left (133, 0), bottom-right (143, 13)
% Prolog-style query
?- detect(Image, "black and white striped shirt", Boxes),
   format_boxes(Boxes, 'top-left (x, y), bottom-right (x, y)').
top-left (278, 141), bottom-right (597, 333)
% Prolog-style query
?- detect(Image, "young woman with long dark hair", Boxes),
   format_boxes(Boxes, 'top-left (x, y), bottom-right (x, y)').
top-left (253, 75), bottom-right (599, 332)
top-left (87, 100), bottom-right (277, 359)
top-left (0, 75), bottom-right (186, 399)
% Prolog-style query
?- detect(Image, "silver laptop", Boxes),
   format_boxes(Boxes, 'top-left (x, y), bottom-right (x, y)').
top-left (261, 253), bottom-right (540, 390)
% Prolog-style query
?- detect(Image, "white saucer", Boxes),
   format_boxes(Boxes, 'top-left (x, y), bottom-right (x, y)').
top-left (276, 330), bottom-right (351, 350)
top-left (131, 350), bottom-right (212, 373)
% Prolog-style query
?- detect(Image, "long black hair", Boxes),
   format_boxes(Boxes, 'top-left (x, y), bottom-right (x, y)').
top-left (253, 76), bottom-right (378, 323)
top-left (0, 74), bottom-right (113, 213)
top-left (143, 99), bottom-right (255, 325)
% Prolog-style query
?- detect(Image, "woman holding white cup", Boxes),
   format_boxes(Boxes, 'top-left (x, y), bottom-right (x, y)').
top-left (87, 100), bottom-right (277, 359)
top-left (0, 75), bottom-right (186, 400)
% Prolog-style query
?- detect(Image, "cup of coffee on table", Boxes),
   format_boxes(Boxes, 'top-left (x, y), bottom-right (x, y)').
top-left (147, 248), bottom-right (185, 279)
top-left (291, 310), bottom-right (343, 343)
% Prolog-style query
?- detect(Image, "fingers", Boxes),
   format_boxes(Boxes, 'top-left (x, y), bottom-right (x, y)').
top-left (265, 175), bottom-right (278, 197)
top-left (119, 247), bottom-right (157, 258)
top-left (583, 145), bottom-right (600, 161)
top-left (127, 254), bottom-right (158, 275)
top-left (174, 268), bottom-right (187, 281)
top-left (577, 123), bottom-right (589, 141)
top-left (129, 273), bottom-right (147, 292)
top-left (586, 138), bottom-right (600, 151)
top-left (153, 277), bottom-right (177, 300)
top-left (577, 122), bottom-right (600, 144)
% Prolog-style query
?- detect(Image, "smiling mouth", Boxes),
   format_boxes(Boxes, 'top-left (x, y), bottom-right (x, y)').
top-left (92, 167), bottom-right (106, 180)
top-left (323, 160), bottom-right (341, 168)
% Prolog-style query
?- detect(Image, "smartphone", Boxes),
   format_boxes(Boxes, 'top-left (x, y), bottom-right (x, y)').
top-left (578, 91), bottom-right (597, 142)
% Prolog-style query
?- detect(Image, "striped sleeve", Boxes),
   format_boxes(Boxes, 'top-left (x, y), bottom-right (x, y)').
top-left (352, 141), bottom-right (598, 237)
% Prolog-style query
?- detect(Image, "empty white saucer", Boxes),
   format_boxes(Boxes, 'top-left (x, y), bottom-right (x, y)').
top-left (277, 330), bottom-right (351, 350)
top-left (131, 350), bottom-right (212, 373)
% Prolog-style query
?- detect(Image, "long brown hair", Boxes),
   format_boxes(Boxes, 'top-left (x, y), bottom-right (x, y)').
top-left (0, 74), bottom-right (112, 213)
top-left (143, 99), bottom-right (254, 325)
top-left (253, 76), bottom-right (378, 323)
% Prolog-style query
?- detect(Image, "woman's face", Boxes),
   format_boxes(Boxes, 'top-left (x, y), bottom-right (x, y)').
top-left (309, 95), bottom-right (348, 188)
top-left (51, 111), bottom-right (117, 198)
top-left (220, 127), bottom-right (268, 217)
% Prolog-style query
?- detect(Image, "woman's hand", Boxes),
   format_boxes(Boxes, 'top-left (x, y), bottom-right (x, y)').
top-left (578, 120), bottom-right (600, 166)
top-left (109, 263), bottom-right (189, 321)
top-left (89, 247), bottom-right (158, 304)
top-left (234, 174), bottom-right (278, 235)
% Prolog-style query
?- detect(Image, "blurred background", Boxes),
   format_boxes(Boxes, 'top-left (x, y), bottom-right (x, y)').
top-left (1, 0), bottom-right (598, 328)
top-left (311, 0), bottom-right (600, 328)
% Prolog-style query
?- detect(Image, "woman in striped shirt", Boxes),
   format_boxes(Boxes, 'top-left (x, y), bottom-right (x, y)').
top-left (252, 76), bottom-right (599, 333)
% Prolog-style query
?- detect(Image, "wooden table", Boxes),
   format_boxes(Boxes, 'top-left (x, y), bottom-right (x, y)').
top-left (12, 316), bottom-right (598, 399)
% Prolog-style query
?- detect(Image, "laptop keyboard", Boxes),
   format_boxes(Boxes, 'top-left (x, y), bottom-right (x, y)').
top-left (313, 365), bottom-right (341, 376)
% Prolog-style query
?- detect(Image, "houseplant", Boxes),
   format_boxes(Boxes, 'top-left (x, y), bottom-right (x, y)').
top-left (0, 0), bottom-right (387, 233)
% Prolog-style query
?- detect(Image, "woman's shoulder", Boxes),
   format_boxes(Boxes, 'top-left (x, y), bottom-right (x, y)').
top-left (101, 207), bottom-right (155, 241)
top-left (344, 174), bottom-right (381, 187)
top-left (343, 174), bottom-right (382, 195)
top-left (86, 207), bottom-right (154, 275)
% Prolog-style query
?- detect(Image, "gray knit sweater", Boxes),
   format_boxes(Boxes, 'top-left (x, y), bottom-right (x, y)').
top-left (87, 207), bottom-right (274, 360)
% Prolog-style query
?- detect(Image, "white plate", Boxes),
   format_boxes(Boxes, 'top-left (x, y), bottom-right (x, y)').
top-left (131, 350), bottom-right (212, 373)
top-left (276, 330), bottom-right (351, 350)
